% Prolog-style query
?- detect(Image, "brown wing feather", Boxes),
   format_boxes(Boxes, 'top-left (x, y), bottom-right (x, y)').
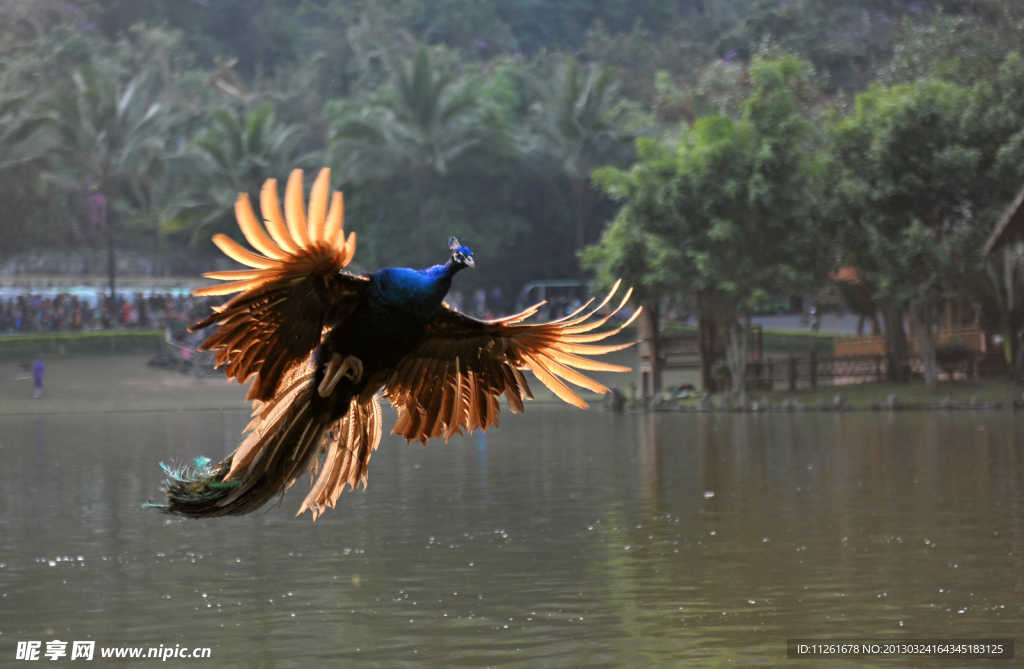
top-left (189, 168), bottom-right (368, 401)
top-left (298, 394), bottom-right (383, 520)
top-left (384, 282), bottom-right (640, 445)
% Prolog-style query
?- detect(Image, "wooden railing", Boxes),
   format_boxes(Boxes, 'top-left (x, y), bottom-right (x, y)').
top-left (647, 325), bottom-right (1004, 393)
top-left (739, 350), bottom-right (1006, 391)
top-left (834, 325), bottom-right (987, 357)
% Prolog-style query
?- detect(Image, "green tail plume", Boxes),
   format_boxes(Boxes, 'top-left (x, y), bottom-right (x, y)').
top-left (147, 381), bottom-right (339, 518)
top-left (147, 456), bottom-right (240, 517)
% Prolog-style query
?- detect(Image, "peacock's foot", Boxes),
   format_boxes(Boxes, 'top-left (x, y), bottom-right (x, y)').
top-left (340, 355), bottom-right (364, 385)
top-left (318, 354), bottom-right (364, 397)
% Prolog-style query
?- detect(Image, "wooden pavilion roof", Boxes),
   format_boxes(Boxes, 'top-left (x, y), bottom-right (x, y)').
top-left (985, 184), bottom-right (1024, 254)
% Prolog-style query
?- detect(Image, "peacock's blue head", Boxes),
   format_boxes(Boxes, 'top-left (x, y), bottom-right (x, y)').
top-left (448, 237), bottom-right (475, 269)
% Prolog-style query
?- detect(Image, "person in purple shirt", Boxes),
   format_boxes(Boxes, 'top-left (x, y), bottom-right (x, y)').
top-left (33, 356), bottom-right (44, 399)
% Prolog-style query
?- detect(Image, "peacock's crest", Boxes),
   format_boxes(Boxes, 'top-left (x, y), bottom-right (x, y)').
top-left (448, 236), bottom-right (474, 268)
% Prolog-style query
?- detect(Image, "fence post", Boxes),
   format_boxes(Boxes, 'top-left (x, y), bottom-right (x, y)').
top-left (875, 355), bottom-right (882, 383)
top-left (789, 355), bottom-right (797, 392)
top-left (768, 360), bottom-right (774, 391)
top-left (810, 350), bottom-right (817, 389)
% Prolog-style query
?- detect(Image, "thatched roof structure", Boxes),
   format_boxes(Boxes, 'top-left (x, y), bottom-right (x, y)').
top-left (985, 185), bottom-right (1024, 253)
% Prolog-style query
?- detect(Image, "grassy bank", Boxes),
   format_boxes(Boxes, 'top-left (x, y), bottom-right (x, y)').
top-left (0, 330), bottom-right (163, 360)
top-left (761, 329), bottom-right (836, 355)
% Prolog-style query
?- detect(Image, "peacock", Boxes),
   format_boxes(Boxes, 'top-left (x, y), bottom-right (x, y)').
top-left (155, 168), bottom-right (639, 520)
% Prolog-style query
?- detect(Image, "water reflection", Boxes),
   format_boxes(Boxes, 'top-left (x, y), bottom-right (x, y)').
top-left (1, 407), bottom-right (1021, 667)
top-left (477, 431), bottom-right (487, 492)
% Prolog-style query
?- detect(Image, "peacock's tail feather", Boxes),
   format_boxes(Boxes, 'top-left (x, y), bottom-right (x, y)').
top-left (156, 371), bottom-right (383, 519)
top-left (155, 456), bottom-right (238, 514)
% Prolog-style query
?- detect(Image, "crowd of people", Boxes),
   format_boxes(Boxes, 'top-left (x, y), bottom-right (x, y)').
top-left (0, 291), bottom-right (225, 338)
top-left (0, 283), bottom-right (633, 338)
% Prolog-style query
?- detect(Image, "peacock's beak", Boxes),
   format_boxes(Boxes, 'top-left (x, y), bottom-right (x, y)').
top-left (465, 256), bottom-right (475, 269)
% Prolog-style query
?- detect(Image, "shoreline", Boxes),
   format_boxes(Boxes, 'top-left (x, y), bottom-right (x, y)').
top-left (647, 398), bottom-right (1020, 413)
top-left (0, 353), bottom-right (604, 416)
top-left (3, 352), bottom-right (1020, 417)
top-left (656, 378), bottom-right (1023, 414)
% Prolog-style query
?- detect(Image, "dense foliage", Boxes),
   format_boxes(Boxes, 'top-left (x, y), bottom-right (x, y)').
top-left (4, 0), bottom-right (1024, 385)
top-left (587, 55), bottom-right (826, 391)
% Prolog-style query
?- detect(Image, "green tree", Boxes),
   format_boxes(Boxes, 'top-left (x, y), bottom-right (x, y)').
top-left (590, 55), bottom-right (824, 397)
top-left (720, 0), bottom-right (921, 88)
top-left (43, 64), bottom-right (172, 296)
top-left (881, 13), bottom-right (1020, 87)
top-left (0, 87), bottom-right (60, 259)
top-left (829, 78), bottom-right (990, 389)
top-left (581, 206), bottom-right (682, 394)
top-left (527, 60), bottom-right (634, 273)
top-left (973, 55), bottom-right (1024, 373)
top-left (0, 88), bottom-right (51, 178)
top-left (165, 103), bottom-right (309, 243)
top-left (331, 46), bottom-right (500, 266)
top-left (97, 0), bottom-right (302, 80)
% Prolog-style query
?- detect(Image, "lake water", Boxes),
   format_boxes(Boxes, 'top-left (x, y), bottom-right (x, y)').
top-left (0, 406), bottom-right (1021, 667)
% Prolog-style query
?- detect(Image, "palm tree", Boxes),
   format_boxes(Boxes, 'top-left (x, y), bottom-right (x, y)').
top-left (529, 61), bottom-right (633, 272)
top-left (0, 89), bottom-right (50, 176)
top-left (331, 46), bottom-right (497, 266)
top-left (43, 64), bottom-right (171, 297)
top-left (165, 103), bottom-right (308, 243)
top-left (0, 88), bottom-right (55, 260)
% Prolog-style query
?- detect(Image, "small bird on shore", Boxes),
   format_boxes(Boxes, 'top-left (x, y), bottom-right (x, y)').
top-left (155, 168), bottom-right (638, 519)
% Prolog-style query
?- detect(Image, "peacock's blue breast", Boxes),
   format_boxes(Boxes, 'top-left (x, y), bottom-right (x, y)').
top-left (326, 264), bottom-right (456, 367)
top-left (369, 266), bottom-right (452, 318)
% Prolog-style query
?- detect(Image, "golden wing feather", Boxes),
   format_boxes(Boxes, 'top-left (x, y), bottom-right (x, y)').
top-left (284, 169), bottom-right (310, 248)
top-left (307, 168), bottom-right (330, 243)
top-left (210, 234), bottom-right (279, 269)
top-left (190, 167), bottom-right (368, 402)
top-left (324, 192), bottom-right (344, 242)
top-left (235, 193), bottom-right (286, 259)
top-left (261, 179), bottom-right (299, 254)
top-left (384, 283), bottom-right (640, 445)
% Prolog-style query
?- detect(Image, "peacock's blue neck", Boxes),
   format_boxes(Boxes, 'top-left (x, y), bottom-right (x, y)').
top-left (368, 260), bottom-right (465, 318)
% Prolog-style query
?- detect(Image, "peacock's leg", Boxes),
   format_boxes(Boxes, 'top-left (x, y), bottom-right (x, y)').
top-left (318, 353), bottom-right (364, 397)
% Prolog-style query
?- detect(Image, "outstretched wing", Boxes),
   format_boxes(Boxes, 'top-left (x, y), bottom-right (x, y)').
top-left (384, 281), bottom-right (640, 445)
top-left (191, 168), bottom-right (369, 401)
